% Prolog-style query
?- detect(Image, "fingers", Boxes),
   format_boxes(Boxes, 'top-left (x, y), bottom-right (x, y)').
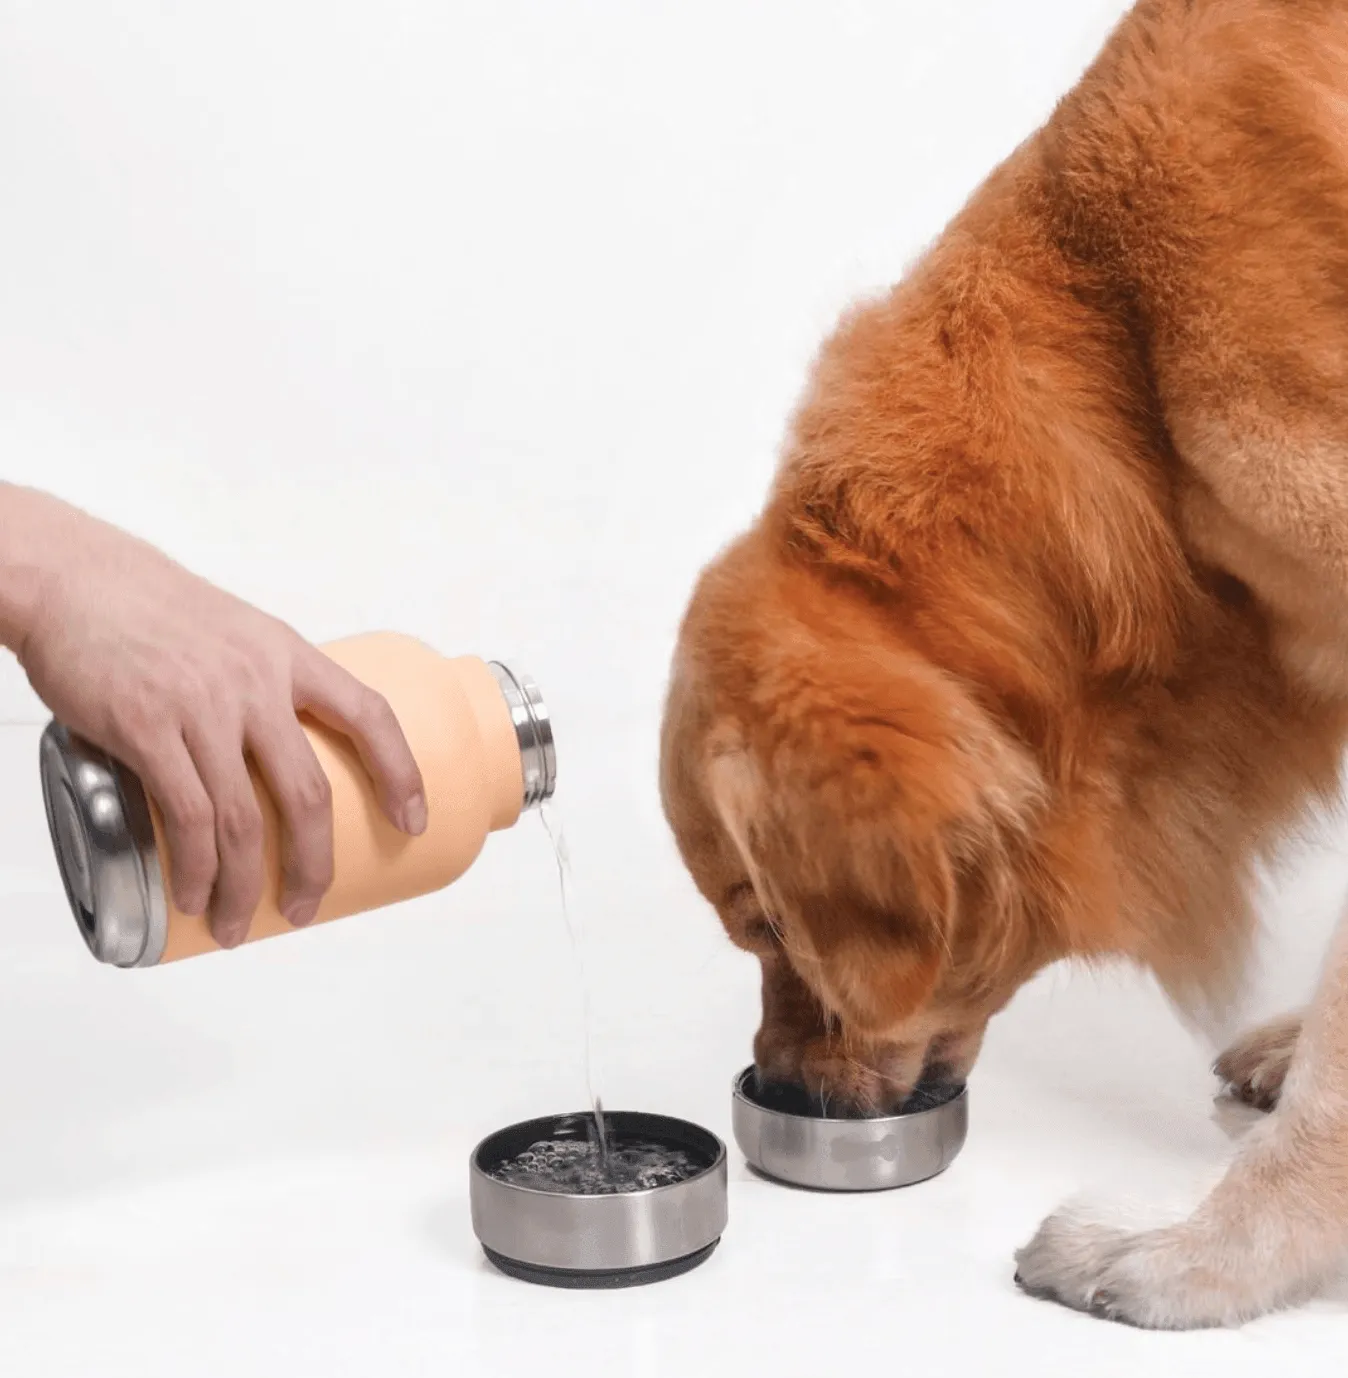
top-left (294, 649), bottom-right (427, 836)
top-left (102, 636), bottom-right (423, 955)
top-left (123, 731), bottom-right (218, 919)
top-left (247, 715), bottom-right (333, 931)
top-left (182, 718), bottom-right (265, 949)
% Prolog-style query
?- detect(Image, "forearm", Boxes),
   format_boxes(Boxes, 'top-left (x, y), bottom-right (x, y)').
top-left (0, 483), bottom-right (63, 656)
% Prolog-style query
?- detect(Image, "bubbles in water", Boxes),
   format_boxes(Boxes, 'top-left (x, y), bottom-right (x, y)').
top-left (491, 1134), bottom-right (703, 1196)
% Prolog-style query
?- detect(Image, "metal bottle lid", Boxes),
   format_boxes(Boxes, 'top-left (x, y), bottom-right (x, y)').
top-left (38, 722), bottom-right (167, 968)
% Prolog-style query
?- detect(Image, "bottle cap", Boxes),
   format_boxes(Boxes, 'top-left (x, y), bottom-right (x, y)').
top-left (38, 722), bottom-right (166, 967)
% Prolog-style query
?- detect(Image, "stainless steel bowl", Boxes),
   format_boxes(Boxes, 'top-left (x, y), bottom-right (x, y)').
top-left (470, 1111), bottom-right (728, 1288)
top-left (731, 1066), bottom-right (968, 1192)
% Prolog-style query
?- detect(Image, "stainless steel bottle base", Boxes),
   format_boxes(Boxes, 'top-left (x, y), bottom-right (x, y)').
top-left (38, 721), bottom-right (167, 968)
top-left (470, 1111), bottom-right (728, 1289)
top-left (731, 1065), bottom-right (968, 1192)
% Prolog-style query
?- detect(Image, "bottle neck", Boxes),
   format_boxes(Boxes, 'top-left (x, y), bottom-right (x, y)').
top-left (457, 657), bottom-right (556, 832)
top-left (486, 661), bottom-right (556, 813)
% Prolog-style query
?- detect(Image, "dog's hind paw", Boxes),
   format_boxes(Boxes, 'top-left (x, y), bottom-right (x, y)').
top-left (1214, 1014), bottom-right (1301, 1113)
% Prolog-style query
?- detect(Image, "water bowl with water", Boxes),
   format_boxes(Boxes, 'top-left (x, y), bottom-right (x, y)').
top-left (469, 1109), bottom-right (728, 1288)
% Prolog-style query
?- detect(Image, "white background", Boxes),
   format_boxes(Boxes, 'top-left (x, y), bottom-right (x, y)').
top-left (1, 2), bottom-right (1345, 1373)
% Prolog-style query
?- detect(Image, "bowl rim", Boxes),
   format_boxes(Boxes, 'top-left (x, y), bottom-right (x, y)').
top-left (731, 1064), bottom-right (967, 1127)
top-left (469, 1109), bottom-right (728, 1203)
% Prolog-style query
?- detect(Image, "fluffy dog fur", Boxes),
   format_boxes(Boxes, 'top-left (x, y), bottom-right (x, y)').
top-left (660, 0), bottom-right (1348, 1329)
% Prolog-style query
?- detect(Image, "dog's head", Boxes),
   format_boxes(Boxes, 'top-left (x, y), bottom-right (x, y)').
top-left (660, 530), bottom-right (1055, 1110)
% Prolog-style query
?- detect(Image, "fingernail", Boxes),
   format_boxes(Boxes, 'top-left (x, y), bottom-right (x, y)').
top-left (284, 899), bottom-right (318, 929)
top-left (402, 793), bottom-right (428, 836)
top-left (217, 922), bottom-right (248, 950)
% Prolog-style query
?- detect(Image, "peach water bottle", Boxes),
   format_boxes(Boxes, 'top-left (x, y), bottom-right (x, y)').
top-left (37, 632), bottom-right (555, 967)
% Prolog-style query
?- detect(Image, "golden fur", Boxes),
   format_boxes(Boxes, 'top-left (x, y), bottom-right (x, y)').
top-left (661, 0), bottom-right (1348, 1326)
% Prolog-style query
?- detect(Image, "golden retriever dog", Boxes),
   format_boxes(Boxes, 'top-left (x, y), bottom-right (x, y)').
top-left (660, 0), bottom-right (1348, 1330)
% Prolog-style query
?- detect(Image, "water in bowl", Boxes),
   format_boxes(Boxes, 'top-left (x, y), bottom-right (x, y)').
top-left (749, 1073), bottom-right (964, 1119)
top-left (490, 1116), bottom-right (703, 1196)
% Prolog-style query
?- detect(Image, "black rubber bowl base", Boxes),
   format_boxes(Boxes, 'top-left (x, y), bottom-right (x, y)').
top-left (482, 1239), bottom-right (719, 1290)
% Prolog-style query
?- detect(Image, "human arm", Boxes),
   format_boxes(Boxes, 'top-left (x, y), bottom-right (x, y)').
top-left (0, 483), bottom-right (427, 947)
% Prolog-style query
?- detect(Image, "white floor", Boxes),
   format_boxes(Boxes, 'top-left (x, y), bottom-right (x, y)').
top-left (2, 2), bottom-right (1347, 1371)
top-left (2, 718), bottom-right (1347, 1378)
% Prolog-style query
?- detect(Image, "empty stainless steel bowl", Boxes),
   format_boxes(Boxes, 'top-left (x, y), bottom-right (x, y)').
top-left (470, 1111), bottom-right (728, 1288)
top-left (731, 1066), bottom-right (968, 1191)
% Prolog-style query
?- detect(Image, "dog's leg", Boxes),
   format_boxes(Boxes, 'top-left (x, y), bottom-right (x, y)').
top-left (1214, 1013), bottom-right (1302, 1113)
top-left (1014, 912), bottom-right (1348, 1329)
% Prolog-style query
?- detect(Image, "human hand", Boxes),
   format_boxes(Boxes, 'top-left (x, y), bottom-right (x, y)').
top-left (0, 486), bottom-right (426, 947)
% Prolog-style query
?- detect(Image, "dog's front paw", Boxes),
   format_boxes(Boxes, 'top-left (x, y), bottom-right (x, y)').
top-left (1016, 1207), bottom-right (1295, 1330)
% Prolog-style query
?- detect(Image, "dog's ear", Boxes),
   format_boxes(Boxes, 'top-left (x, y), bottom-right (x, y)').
top-left (705, 630), bottom-right (1041, 1038)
